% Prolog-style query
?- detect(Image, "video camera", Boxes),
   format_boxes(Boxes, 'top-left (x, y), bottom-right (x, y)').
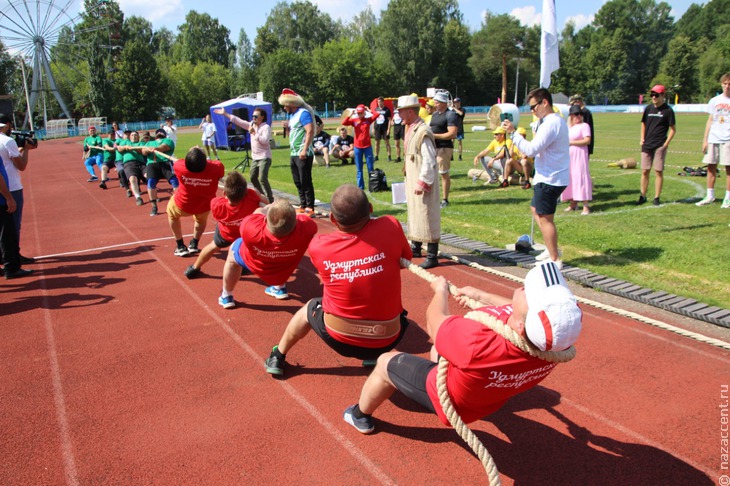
top-left (11, 130), bottom-right (38, 148)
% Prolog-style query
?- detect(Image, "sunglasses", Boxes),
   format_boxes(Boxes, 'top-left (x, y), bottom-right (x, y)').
top-left (252, 114), bottom-right (260, 118)
top-left (529, 102), bottom-right (540, 111)
top-left (650, 92), bottom-right (661, 97)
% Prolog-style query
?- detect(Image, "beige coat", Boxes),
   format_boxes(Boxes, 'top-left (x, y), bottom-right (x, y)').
top-left (404, 120), bottom-right (440, 243)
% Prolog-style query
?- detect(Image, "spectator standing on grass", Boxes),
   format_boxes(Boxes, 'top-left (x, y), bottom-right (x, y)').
top-left (278, 88), bottom-right (316, 216)
top-left (343, 104), bottom-right (377, 191)
top-left (162, 116), bottom-right (177, 145)
top-left (199, 114), bottom-right (219, 160)
top-left (638, 85), bottom-right (676, 206)
top-left (696, 73), bottom-right (730, 209)
top-left (429, 91), bottom-right (458, 208)
top-left (215, 107), bottom-right (274, 203)
top-left (561, 105), bottom-right (593, 215)
top-left (452, 97), bottom-right (466, 161)
top-left (390, 107), bottom-right (405, 163)
top-left (569, 94), bottom-right (594, 158)
top-left (502, 88), bottom-right (569, 267)
top-left (373, 96), bottom-right (392, 162)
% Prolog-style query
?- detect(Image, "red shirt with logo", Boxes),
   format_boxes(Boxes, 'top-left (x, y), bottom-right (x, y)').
top-left (173, 159), bottom-right (225, 214)
top-left (211, 188), bottom-right (263, 243)
top-left (239, 213), bottom-right (318, 285)
top-left (308, 215), bottom-right (412, 347)
top-left (342, 116), bottom-right (374, 148)
top-left (426, 305), bottom-right (558, 425)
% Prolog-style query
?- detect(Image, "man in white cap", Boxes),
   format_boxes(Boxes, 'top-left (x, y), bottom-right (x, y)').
top-left (396, 95), bottom-right (441, 269)
top-left (278, 88), bottom-right (316, 215)
top-left (342, 260), bottom-right (582, 434)
top-left (429, 91), bottom-right (458, 208)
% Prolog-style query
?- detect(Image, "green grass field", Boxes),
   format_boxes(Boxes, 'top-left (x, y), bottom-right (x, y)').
top-left (178, 112), bottom-right (730, 309)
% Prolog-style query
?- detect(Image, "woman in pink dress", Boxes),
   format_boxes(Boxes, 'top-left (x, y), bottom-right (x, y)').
top-left (562, 104), bottom-right (593, 214)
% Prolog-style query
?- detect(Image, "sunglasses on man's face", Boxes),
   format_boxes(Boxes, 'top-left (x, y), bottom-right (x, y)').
top-left (530, 102), bottom-right (540, 111)
top-left (252, 114), bottom-right (260, 118)
top-left (650, 92), bottom-right (661, 98)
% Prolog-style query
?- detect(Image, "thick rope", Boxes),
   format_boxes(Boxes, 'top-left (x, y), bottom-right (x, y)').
top-left (402, 257), bottom-right (576, 484)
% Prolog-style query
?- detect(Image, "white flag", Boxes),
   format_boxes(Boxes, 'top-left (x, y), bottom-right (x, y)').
top-left (540, 0), bottom-right (560, 88)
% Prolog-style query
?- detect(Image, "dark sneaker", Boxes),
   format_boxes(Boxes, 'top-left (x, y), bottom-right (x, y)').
top-left (126, 189), bottom-right (133, 198)
top-left (135, 197), bottom-right (143, 206)
top-left (5, 268), bottom-right (33, 279)
top-left (187, 240), bottom-right (200, 254)
top-left (374, 156), bottom-right (379, 162)
top-left (343, 405), bottom-right (374, 434)
top-left (174, 246), bottom-right (190, 257)
top-left (184, 265), bottom-right (200, 279)
top-left (653, 197), bottom-right (661, 206)
top-left (19, 255), bottom-right (36, 264)
top-left (419, 258), bottom-right (439, 269)
top-left (265, 348), bottom-right (285, 375)
top-left (218, 294), bottom-right (235, 309)
top-left (522, 181), bottom-right (532, 190)
top-left (396, 157), bottom-right (401, 163)
top-left (636, 195), bottom-right (647, 205)
top-left (99, 181), bottom-right (107, 189)
top-left (150, 205), bottom-right (158, 217)
top-left (458, 154), bottom-right (463, 161)
top-left (440, 199), bottom-right (449, 208)
top-left (87, 176), bottom-right (98, 182)
top-left (499, 179), bottom-right (510, 188)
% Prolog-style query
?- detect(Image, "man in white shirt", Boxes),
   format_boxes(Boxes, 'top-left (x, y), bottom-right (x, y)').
top-left (502, 88), bottom-right (569, 267)
top-left (696, 73), bottom-right (730, 208)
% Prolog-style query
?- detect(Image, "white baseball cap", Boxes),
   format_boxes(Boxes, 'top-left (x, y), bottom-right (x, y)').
top-left (523, 261), bottom-right (582, 351)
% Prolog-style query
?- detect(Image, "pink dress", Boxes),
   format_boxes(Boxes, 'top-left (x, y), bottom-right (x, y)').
top-left (561, 122), bottom-right (592, 202)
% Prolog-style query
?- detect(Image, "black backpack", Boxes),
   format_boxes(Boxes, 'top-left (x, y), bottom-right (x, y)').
top-left (369, 168), bottom-right (389, 192)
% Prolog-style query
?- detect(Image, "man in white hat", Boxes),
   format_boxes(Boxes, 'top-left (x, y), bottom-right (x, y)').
top-left (395, 95), bottom-right (441, 269)
top-left (429, 91), bottom-right (458, 208)
top-left (343, 260), bottom-right (582, 434)
top-left (278, 88), bottom-right (316, 215)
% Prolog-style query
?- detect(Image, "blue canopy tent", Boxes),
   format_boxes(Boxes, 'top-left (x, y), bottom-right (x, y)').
top-left (209, 97), bottom-right (273, 150)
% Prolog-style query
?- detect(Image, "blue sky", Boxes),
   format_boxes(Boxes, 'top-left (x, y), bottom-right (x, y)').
top-left (108, 0), bottom-right (700, 43)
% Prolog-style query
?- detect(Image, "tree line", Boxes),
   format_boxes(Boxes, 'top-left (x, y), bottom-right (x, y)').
top-left (0, 0), bottom-right (728, 125)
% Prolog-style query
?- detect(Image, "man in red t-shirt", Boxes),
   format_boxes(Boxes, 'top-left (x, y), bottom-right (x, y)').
top-left (217, 198), bottom-right (318, 309)
top-left (342, 105), bottom-right (376, 190)
top-left (342, 260), bottom-right (582, 434)
top-left (265, 183), bottom-right (413, 376)
top-left (167, 147), bottom-right (225, 256)
top-left (184, 171), bottom-right (268, 279)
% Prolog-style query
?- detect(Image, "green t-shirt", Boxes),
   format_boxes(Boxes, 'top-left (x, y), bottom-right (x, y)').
top-left (84, 135), bottom-right (103, 156)
top-left (122, 141), bottom-right (145, 164)
top-left (115, 138), bottom-right (127, 162)
top-left (102, 138), bottom-right (116, 163)
top-left (145, 140), bottom-right (158, 165)
top-left (152, 138), bottom-right (175, 164)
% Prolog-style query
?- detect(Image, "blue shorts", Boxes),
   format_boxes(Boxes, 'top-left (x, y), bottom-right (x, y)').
top-left (230, 238), bottom-right (251, 273)
top-left (531, 183), bottom-right (566, 215)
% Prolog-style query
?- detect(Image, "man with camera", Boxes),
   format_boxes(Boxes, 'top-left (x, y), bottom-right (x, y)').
top-left (0, 113), bottom-right (36, 270)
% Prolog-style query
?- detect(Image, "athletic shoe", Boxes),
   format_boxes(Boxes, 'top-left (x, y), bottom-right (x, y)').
top-left (535, 248), bottom-right (562, 261)
top-left (653, 197), bottom-right (661, 206)
top-left (187, 240), bottom-right (200, 254)
top-left (265, 347), bottom-right (285, 375)
top-left (150, 205), bottom-right (158, 217)
top-left (265, 286), bottom-right (289, 300)
top-left (552, 259), bottom-right (564, 270)
top-left (458, 154), bottom-right (463, 161)
top-left (343, 405), bottom-right (374, 434)
top-left (522, 181), bottom-right (532, 190)
top-left (304, 208), bottom-right (315, 217)
top-left (440, 199), bottom-right (449, 208)
top-left (388, 156), bottom-right (392, 162)
top-left (218, 294), bottom-right (235, 309)
top-left (174, 246), bottom-right (189, 257)
top-left (99, 181), bottom-right (107, 189)
top-left (126, 189), bottom-right (133, 198)
top-left (695, 196), bottom-right (715, 206)
top-left (636, 195), bottom-right (647, 205)
top-left (374, 156), bottom-right (379, 162)
top-left (396, 157), bottom-right (401, 163)
top-left (722, 198), bottom-right (730, 209)
top-left (135, 197), bottom-right (143, 206)
top-left (184, 265), bottom-right (200, 279)
top-left (19, 255), bottom-right (36, 264)
top-left (5, 268), bottom-right (33, 279)
top-left (87, 176), bottom-right (98, 182)
top-left (296, 207), bottom-right (306, 214)
top-left (499, 179), bottom-right (510, 188)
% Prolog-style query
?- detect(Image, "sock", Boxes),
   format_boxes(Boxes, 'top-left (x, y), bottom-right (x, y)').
top-left (707, 189), bottom-right (715, 199)
top-left (221, 288), bottom-right (232, 298)
top-left (190, 238), bottom-right (198, 247)
top-left (352, 404), bottom-right (371, 419)
top-left (176, 239), bottom-right (185, 249)
top-left (272, 345), bottom-right (286, 360)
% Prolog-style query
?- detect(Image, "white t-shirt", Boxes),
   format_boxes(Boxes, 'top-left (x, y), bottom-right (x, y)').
top-left (707, 94), bottom-right (730, 144)
top-left (0, 132), bottom-right (22, 191)
top-left (201, 121), bottom-right (216, 141)
top-left (512, 112), bottom-right (570, 187)
top-left (162, 124), bottom-right (177, 144)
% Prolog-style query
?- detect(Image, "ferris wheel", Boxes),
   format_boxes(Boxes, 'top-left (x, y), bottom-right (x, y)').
top-left (0, 0), bottom-right (118, 127)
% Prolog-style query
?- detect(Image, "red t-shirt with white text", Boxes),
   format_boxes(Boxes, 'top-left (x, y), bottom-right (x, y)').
top-left (211, 189), bottom-right (262, 243)
top-left (308, 215), bottom-right (412, 347)
top-left (239, 213), bottom-right (318, 285)
top-left (426, 305), bottom-right (558, 425)
top-left (173, 159), bottom-right (225, 214)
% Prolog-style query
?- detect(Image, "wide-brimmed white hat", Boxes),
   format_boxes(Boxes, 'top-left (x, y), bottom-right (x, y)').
top-left (523, 261), bottom-right (582, 351)
top-left (396, 95), bottom-right (420, 110)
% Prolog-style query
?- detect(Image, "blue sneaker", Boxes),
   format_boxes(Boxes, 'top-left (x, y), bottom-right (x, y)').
top-left (218, 294), bottom-right (235, 309)
top-left (343, 405), bottom-right (374, 434)
top-left (265, 286), bottom-right (289, 300)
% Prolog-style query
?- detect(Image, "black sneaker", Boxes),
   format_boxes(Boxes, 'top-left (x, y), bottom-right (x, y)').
top-left (135, 197), bottom-right (143, 206)
top-left (396, 157), bottom-right (401, 162)
top-left (99, 181), bottom-right (107, 189)
top-left (184, 265), bottom-right (200, 279)
top-left (440, 199), bottom-right (449, 208)
top-left (19, 255), bottom-right (36, 264)
top-left (374, 156), bottom-right (379, 162)
top-left (187, 240), bottom-right (200, 254)
top-left (150, 204), bottom-right (158, 217)
top-left (343, 405), bottom-right (374, 434)
top-left (174, 246), bottom-right (190, 257)
top-left (126, 189), bottom-right (133, 198)
top-left (388, 156), bottom-right (392, 162)
top-left (653, 197), bottom-right (661, 206)
top-left (265, 348), bottom-right (285, 375)
top-left (458, 154), bottom-right (463, 161)
top-left (5, 268), bottom-right (33, 279)
top-left (636, 195), bottom-right (647, 205)
top-left (87, 176), bottom-right (98, 182)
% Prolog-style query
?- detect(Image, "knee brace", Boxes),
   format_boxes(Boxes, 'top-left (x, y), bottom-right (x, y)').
top-left (147, 178), bottom-right (159, 189)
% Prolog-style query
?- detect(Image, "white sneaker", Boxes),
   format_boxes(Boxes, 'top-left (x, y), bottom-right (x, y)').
top-left (722, 198), bottom-right (730, 209)
top-left (695, 196), bottom-right (715, 206)
top-left (552, 259), bottom-right (563, 270)
top-left (535, 248), bottom-right (562, 261)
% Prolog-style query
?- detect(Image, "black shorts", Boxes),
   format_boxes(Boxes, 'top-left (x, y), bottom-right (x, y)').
top-left (387, 353), bottom-right (437, 413)
top-left (102, 158), bottom-right (116, 170)
top-left (306, 298), bottom-right (409, 361)
top-left (123, 161), bottom-right (145, 179)
top-left (392, 124), bottom-right (405, 141)
top-left (146, 161), bottom-right (175, 181)
top-left (374, 124), bottom-right (389, 141)
top-left (531, 183), bottom-right (566, 215)
top-left (213, 225), bottom-right (234, 248)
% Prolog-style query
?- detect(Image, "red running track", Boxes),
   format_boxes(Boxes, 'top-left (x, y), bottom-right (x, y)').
top-left (1, 137), bottom-right (727, 485)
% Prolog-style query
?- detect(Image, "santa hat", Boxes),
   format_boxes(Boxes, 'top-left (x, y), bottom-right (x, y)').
top-left (278, 88), bottom-right (305, 107)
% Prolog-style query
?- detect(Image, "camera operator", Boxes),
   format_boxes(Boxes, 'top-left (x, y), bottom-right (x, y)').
top-left (0, 113), bottom-right (37, 267)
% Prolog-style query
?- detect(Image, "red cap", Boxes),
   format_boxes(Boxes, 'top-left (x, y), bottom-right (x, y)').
top-left (650, 85), bottom-right (665, 94)
top-left (356, 104), bottom-right (366, 113)
top-left (89, 126), bottom-right (96, 130)
top-left (281, 88), bottom-right (299, 97)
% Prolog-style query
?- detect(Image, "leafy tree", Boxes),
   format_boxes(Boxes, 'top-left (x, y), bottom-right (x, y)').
top-left (114, 40), bottom-right (165, 120)
top-left (469, 13), bottom-right (524, 103)
top-left (698, 25), bottom-right (730, 99)
top-left (585, 29), bottom-right (634, 103)
top-left (257, 49), bottom-right (315, 110)
top-left (346, 6), bottom-right (378, 50)
top-left (152, 28), bottom-right (175, 57)
top-left (123, 16), bottom-right (154, 47)
top-left (255, 1), bottom-right (339, 58)
top-left (232, 28), bottom-right (258, 96)
top-left (312, 38), bottom-right (376, 108)
top-left (675, 0), bottom-right (730, 43)
top-left (653, 35), bottom-right (701, 102)
top-left (163, 62), bottom-right (230, 118)
top-left (435, 19), bottom-right (477, 103)
top-left (0, 40), bottom-right (18, 96)
top-left (553, 23), bottom-right (595, 103)
top-left (174, 11), bottom-right (234, 67)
